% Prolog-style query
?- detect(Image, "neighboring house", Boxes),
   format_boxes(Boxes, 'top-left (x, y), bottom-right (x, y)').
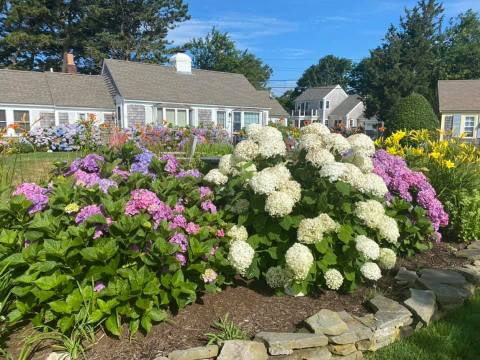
top-left (0, 53), bottom-right (284, 135)
top-left (257, 90), bottom-right (289, 125)
top-left (292, 85), bottom-right (378, 132)
top-left (438, 80), bottom-right (480, 142)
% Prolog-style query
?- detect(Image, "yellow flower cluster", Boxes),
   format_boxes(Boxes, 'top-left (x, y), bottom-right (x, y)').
top-left (376, 129), bottom-right (480, 169)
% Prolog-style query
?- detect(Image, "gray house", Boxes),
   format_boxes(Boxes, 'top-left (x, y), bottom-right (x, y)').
top-left (292, 85), bottom-right (377, 132)
top-left (0, 53), bottom-right (287, 135)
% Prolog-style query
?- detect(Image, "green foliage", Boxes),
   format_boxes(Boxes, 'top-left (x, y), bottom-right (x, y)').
top-left (0, 143), bottom-right (232, 338)
top-left (297, 55), bottom-right (353, 92)
top-left (444, 190), bottom-right (480, 242)
top-left (186, 27), bottom-right (272, 89)
top-left (0, 0), bottom-right (190, 73)
top-left (386, 93), bottom-right (439, 132)
top-left (205, 313), bottom-right (249, 345)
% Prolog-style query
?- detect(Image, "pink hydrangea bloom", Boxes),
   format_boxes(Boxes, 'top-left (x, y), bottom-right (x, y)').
top-left (201, 200), bottom-right (217, 214)
top-left (169, 215), bottom-right (187, 230)
top-left (13, 183), bottom-right (49, 214)
top-left (185, 222), bottom-right (200, 234)
top-left (199, 186), bottom-right (212, 198)
top-left (125, 189), bottom-right (173, 228)
top-left (216, 229), bottom-right (225, 237)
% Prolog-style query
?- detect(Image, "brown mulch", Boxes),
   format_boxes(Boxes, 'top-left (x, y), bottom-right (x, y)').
top-left (6, 243), bottom-right (468, 360)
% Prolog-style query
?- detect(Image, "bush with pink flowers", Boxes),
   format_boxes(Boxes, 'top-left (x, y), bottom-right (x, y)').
top-left (0, 140), bottom-right (235, 336)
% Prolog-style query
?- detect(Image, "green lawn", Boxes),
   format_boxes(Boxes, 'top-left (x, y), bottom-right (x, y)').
top-left (0, 152), bottom-right (79, 186)
top-left (369, 291), bottom-right (480, 360)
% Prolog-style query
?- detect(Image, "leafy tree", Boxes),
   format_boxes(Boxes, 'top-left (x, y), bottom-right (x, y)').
top-left (443, 10), bottom-right (480, 80)
top-left (277, 90), bottom-right (295, 113)
top-left (386, 92), bottom-right (439, 132)
top-left (0, 0), bottom-right (190, 73)
top-left (186, 28), bottom-right (272, 89)
top-left (351, 0), bottom-right (444, 121)
top-left (297, 55), bottom-right (353, 91)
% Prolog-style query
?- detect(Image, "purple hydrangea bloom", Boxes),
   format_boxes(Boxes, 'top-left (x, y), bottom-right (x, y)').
top-left (13, 183), bottom-right (49, 214)
top-left (199, 186), bottom-right (212, 198)
top-left (130, 149), bottom-right (155, 176)
top-left (176, 169), bottom-right (201, 178)
top-left (98, 179), bottom-right (118, 193)
top-left (201, 200), bottom-right (217, 214)
top-left (74, 170), bottom-right (101, 187)
top-left (75, 204), bottom-right (103, 224)
top-left (169, 232), bottom-right (188, 252)
top-left (161, 154), bottom-right (179, 175)
top-left (175, 253), bottom-right (187, 266)
top-left (112, 167), bottom-right (130, 179)
top-left (373, 150), bottom-right (449, 237)
top-left (94, 281), bottom-right (106, 292)
top-left (169, 215), bottom-right (187, 230)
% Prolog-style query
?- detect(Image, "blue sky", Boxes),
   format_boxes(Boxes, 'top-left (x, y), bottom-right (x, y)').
top-left (168, 0), bottom-right (480, 95)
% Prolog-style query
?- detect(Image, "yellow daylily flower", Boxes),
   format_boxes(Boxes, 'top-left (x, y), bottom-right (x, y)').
top-left (443, 160), bottom-right (456, 169)
top-left (429, 151), bottom-right (442, 159)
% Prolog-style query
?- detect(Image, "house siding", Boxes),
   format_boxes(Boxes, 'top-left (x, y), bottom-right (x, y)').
top-left (440, 112), bottom-right (480, 140)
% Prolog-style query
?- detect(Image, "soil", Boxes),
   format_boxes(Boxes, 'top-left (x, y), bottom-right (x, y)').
top-left (6, 242), bottom-right (467, 360)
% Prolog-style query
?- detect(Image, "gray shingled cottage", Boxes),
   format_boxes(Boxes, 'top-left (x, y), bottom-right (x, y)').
top-left (0, 53), bottom-right (287, 135)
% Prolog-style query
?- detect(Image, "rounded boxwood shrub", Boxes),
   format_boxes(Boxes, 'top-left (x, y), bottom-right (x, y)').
top-left (386, 93), bottom-right (439, 132)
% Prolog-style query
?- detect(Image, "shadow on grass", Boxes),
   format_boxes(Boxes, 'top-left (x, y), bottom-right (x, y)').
top-left (369, 291), bottom-right (480, 360)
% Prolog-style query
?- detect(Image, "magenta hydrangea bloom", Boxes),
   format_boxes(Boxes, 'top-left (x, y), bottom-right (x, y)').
top-left (169, 215), bottom-right (187, 230)
top-left (185, 222), bottom-right (200, 234)
top-left (112, 167), bottom-right (130, 179)
top-left (13, 183), bottom-right (49, 214)
top-left (161, 154), bottom-right (179, 175)
top-left (94, 281), bottom-right (106, 292)
top-left (175, 253), bottom-right (187, 266)
top-left (125, 189), bottom-right (173, 228)
top-left (174, 203), bottom-right (185, 213)
top-left (201, 200), bottom-right (217, 214)
top-left (373, 150), bottom-right (449, 237)
top-left (169, 232), bottom-right (188, 252)
top-left (199, 186), bottom-right (212, 198)
top-left (74, 169), bottom-right (101, 187)
top-left (75, 204), bottom-right (103, 224)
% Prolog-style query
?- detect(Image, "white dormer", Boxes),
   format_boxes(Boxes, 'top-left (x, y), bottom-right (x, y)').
top-left (170, 53), bottom-right (192, 73)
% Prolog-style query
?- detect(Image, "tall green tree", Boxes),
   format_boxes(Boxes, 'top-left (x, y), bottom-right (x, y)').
top-left (186, 28), bottom-right (272, 89)
top-left (277, 90), bottom-right (295, 113)
top-left (296, 55), bottom-right (353, 92)
top-left (351, 0), bottom-right (444, 121)
top-left (443, 10), bottom-right (480, 80)
top-left (0, 0), bottom-right (189, 73)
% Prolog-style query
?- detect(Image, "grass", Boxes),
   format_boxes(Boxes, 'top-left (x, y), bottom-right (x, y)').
top-left (369, 291), bottom-right (480, 360)
top-left (0, 152), bottom-right (79, 187)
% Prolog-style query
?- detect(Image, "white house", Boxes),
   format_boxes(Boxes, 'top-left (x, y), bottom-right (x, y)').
top-left (292, 85), bottom-right (378, 133)
top-left (0, 53), bottom-right (287, 135)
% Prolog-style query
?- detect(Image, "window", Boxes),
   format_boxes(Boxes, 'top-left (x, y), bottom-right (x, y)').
top-left (166, 109), bottom-right (175, 125)
top-left (198, 109), bottom-right (213, 127)
top-left (233, 112), bottom-right (242, 132)
top-left (349, 119), bottom-right (354, 128)
top-left (0, 110), bottom-right (6, 129)
top-left (14, 110), bottom-right (30, 131)
top-left (217, 111), bottom-right (226, 129)
top-left (326, 101), bottom-right (330, 109)
top-left (319, 100), bottom-right (323, 109)
top-left (156, 108), bottom-right (163, 124)
top-left (324, 119), bottom-right (329, 127)
top-left (244, 112), bottom-right (260, 126)
top-left (464, 116), bottom-right (475, 137)
top-left (78, 113), bottom-right (86, 121)
top-left (444, 115), bottom-right (454, 132)
top-left (39, 112), bottom-right (55, 127)
top-left (59, 112), bottom-right (69, 125)
top-left (177, 110), bottom-right (187, 127)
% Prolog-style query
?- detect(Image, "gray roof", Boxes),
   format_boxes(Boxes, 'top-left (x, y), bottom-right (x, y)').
top-left (0, 69), bottom-right (114, 109)
top-left (257, 91), bottom-right (289, 116)
top-left (103, 59), bottom-right (271, 109)
top-left (296, 85), bottom-right (338, 102)
top-left (330, 95), bottom-right (363, 117)
top-left (438, 80), bottom-right (480, 112)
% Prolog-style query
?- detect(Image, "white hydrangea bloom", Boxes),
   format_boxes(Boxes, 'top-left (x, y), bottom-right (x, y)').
top-left (265, 266), bottom-right (292, 289)
top-left (233, 161), bottom-right (257, 176)
top-left (228, 240), bottom-right (255, 275)
top-left (227, 224), bottom-right (248, 242)
top-left (300, 133), bottom-right (324, 151)
top-left (218, 154), bottom-right (235, 175)
top-left (204, 169), bottom-right (228, 185)
top-left (279, 180), bottom-right (302, 203)
top-left (258, 138), bottom-right (286, 158)
top-left (377, 216), bottom-right (400, 244)
top-left (250, 168), bottom-right (280, 195)
top-left (348, 133), bottom-right (375, 156)
top-left (246, 123), bottom-right (263, 141)
top-left (359, 173), bottom-right (389, 198)
top-left (324, 133), bottom-right (352, 154)
top-left (306, 148), bottom-right (335, 168)
top-left (360, 262), bottom-right (382, 281)
top-left (319, 162), bottom-right (349, 182)
top-left (344, 153), bottom-right (374, 174)
top-left (265, 191), bottom-right (296, 217)
top-left (234, 140), bottom-right (259, 161)
top-left (285, 243), bottom-right (314, 281)
top-left (271, 164), bottom-right (291, 186)
top-left (378, 248), bottom-right (397, 270)
top-left (342, 163), bottom-right (364, 187)
top-left (258, 126), bottom-right (284, 142)
top-left (297, 213), bottom-right (339, 244)
top-left (324, 269), bottom-right (344, 290)
top-left (354, 200), bottom-right (386, 228)
top-left (301, 122), bottom-right (330, 136)
top-left (355, 235), bottom-right (380, 260)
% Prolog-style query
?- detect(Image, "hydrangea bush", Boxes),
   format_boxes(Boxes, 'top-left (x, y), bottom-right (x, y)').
top-left (0, 141), bottom-right (234, 336)
top-left (205, 124), bottom-right (435, 295)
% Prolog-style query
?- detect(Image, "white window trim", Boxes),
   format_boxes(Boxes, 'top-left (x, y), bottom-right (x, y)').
top-left (462, 115), bottom-right (477, 138)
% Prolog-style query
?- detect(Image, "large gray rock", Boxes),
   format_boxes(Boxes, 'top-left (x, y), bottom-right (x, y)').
top-left (455, 248), bottom-right (480, 260)
top-left (453, 265), bottom-right (480, 285)
top-left (403, 289), bottom-right (437, 324)
top-left (328, 312), bottom-right (372, 345)
top-left (395, 267), bottom-right (418, 287)
top-left (255, 332), bottom-right (328, 356)
top-left (467, 241), bottom-right (480, 250)
top-left (168, 345), bottom-right (218, 360)
top-left (305, 310), bottom-right (349, 336)
top-left (327, 343), bottom-right (357, 356)
top-left (332, 351), bottom-right (363, 359)
top-left (267, 347), bottom-right (332, 360)
top-left (218, 341), bottom-right (268, 360)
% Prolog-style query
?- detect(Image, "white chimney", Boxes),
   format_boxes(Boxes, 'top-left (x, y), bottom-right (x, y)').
top-left (170, 53), bottom-right (192, 73)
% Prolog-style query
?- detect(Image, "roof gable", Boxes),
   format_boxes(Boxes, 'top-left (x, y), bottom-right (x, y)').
top-left (330, 95), bottom-right (363, 117)
top-left (438, 80), bottom-right (480, 112)
top-left (295, 85), bottom-right (340, 102)
top-left (103, 59), bottom-right (271, 109)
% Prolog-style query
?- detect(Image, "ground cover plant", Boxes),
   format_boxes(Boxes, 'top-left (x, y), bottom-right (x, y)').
top-left (376, 129), bottom-right (480, 242)
top-left (0, 141), bottom-right (235, 342)
top-left (204, 124), bottom-right (439, 295)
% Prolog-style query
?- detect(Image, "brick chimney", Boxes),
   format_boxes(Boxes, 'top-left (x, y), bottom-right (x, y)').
top-left (62, 52), bottom-right (77, 74)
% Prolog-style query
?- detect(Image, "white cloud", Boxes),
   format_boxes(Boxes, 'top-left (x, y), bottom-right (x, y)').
top-left (168, 15), bottom-right (298, 49)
